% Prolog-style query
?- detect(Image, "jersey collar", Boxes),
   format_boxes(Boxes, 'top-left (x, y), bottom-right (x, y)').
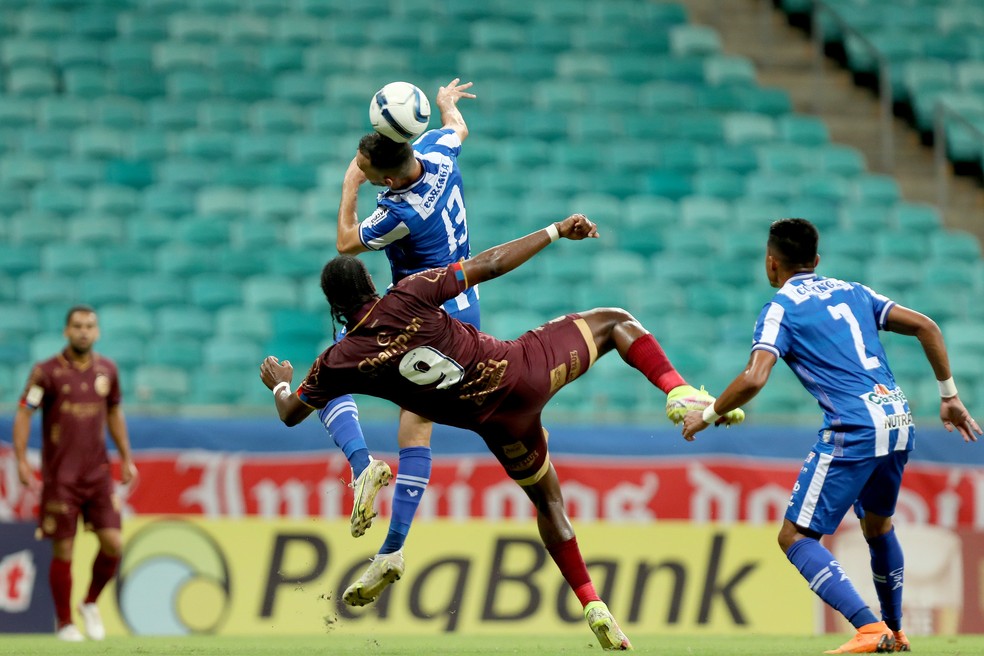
top-left (788, 271), bottom-right (817, 283)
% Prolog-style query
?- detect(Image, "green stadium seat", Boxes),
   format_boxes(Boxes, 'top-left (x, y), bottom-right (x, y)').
top-left (189, 273), bottom-right (241, 310)
top-left (107, 159), bottom-right (155, 189)
top-left (38, 97), bottom-right (90, 129)
top-left (198, 100), bottom-right (247, 131)
top-left (90, 184), bottom-right (139, 215)
top-left (73, 127), bottom-right (125, 159)
top-left (243, 274), bottom-right (299, 309)
top-left (785, 198), bottom-right (839, 231)
top-left (134, 364), bottom-right (190, 404)
top-left (155, 242), bottom-right (214, 276)
top-left (670, 24), bottom-right (721, 56)
top-left (146, 336), bottom-right (203, 368)
top-left (78, 271), bottom-right (130, 306)
top-left (126, 130), bottom-right (170, 161)
top-left (92, 97), bottom-right (144, 129)
top-left (709, 143), bottom-right (758, 174)
top-left (117, 13), bottom-right (169, 41)
top-left (157, 157), bottom-right (213, 188)
top-left (197, 366), bottom-right (245, 404)
top-left (166, 70), bottom-right (214, 100)
top-left (54, 39), bottom-right (103, 71)
top-left (113, 65), bottom-right (167, 99)
top-left (71, 7), bottom-right (117, 39)
top-left (68, 213), bottom-right (124, 244)
top-left (99, 246), bottom-right (156, 274)
top-left (692, 169), bottom-right (745, 200)
top-left (127, 213), bottom-right (174, 247)
top-left (19, 11), bottom-right (70, 39)
top-left (0, 154), bottom-right (47, 186)
top-left (158, 305), bottom-right (214, 338)
top-left (723, 113), bottom-right (776, 145)
top-left (274, 72), bottom-right (323, 105)
top-left (216, 248), bottom-right (271, 276)
top-left (97, 334), bottom-right (146, 369)
top-left (17, 273), bottom-right (79, 306)
top-left (98, 305), bottom-right (155, 339)
top-left (267, 247), bottom-right (326, 278)
top-left (470, 20), bottom-right (524, 50)
top-left (458, 50), bottom-right (512, 79)
top-left (153, 41), bottom-right (209, 72)
top-left (2, 39), bottom-right (51, 68)
top-left (234, 133), bottom-right (287, 162)
top-left (852, 174), bottom-right (901, 206)
top-left (929, 230), bottom-right (982, 260)
top-left (249, 186), bottom-right (300, 220)
top-left (778, 115), bottom-right (829, 145)
top-left (7, 66), bottom-right (58, 97)
top-left (894, 203), bottom-right (941, 234)
top-left (49, 157), bottom-right (103, 186)
top-left (215, 306), bottom-right (272, 341)
top-left (64, 68), bottom-right (112, 100)
top-left (168, 12), bottom-right (222, 42)
top-left (874, 230), bottom-right (929, 259)
top-left (865, 258), bottom-right (925, 297)
top-left (10, 213), bottom-right (62, 245)
top-left (104, 40), bottom-right (154, 69)
top-left (249, 101), bottom-right (302, 133)
top-left (800, 173), bottom-right (851, 203)
top-left (592, 251), bottom-right (647, 286)
top-left (757, 143), bottom-right (812, 174)
top-left (817, 144), bottom-right (867, 176)
top-left (223, 13), bottom-right (269, 43)
top-left (31, 183), bottom-right (87, 215)
top-left (680, 196), bottom-right (732, 229)
top-left (207, 43), bottom-right (256, 73)
top-left (944, 319), bottom-right (984, 357)
top-left (217, 71), bottom-right (272, 101)
top-left (731, 197), bottom-right (785, 230)
top-left (130, 274), bottom-right (187, 308)
top-left (840, 202), bottom-right (892, 232)
top-left (745, 172), bottom-right (800, 200)
top-left (0, 302), bottom-right (41, 339)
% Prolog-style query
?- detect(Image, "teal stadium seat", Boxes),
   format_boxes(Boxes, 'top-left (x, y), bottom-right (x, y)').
top-left (930, 230), bottom-right (982, 260)
top-left (17, 273), bottom-right (79, 306)
top-left (223, 13), bottom-right (269, 44)
top-left (168, 12), bottom-right (222, 42)
top-left (92, 97), bottom-right (145, 129)
top-left (158, 305), bottom-right (214, 339)
top-left (52, 158), bottom-right (105, 186)
top-left (64, 67), bottom-right (111, 98)
top-left (0, 97), bottom-right (39, 127)
top-left (79, 271), bottom-right (130, 306)
top-left (134, 365), bottom-right (189, 404)
top-left (216, 306), bottom-right (272, 341)
top-left (38, 97), bottom-right (90, 129)
top-left (100, 246), bottom-right (156, 274)
top-left (2, 39), bottom-right (51, 68)
top-left (7, 66), bottom-right (58, 97)
top-left (95, 305), bottom-right (154, 338)
top-left (128, 213), bottom-right (176, 247)
top-left (155, 242), bottom-right (215, 276)
top-left (90, 184), bottom-right (139, 215)
top-left (0, 154), bottom-right (47, 186)
top-left (10, 213), bottom-right (63, 245)
top-left (146, 336), bottom-right (203, 368)
top-left (243, 275), bottom-right (299, 309)
top-left (41, 243), bottom-right (98, 275)
top-left (129, 274), bottom-right (187, 308)
top-left (189, 274), bottom-right (241, 310)
top-left (68, 213), bottom-right (124, 244)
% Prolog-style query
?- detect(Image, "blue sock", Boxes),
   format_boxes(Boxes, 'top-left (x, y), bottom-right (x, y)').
top-left (318, 395), bottom-right (370, 479)
top-left (380, 446), bottom-right (431, 555)
top-left (868, 528), bottom-right (904, 631)
top-left (786, 537), bottom-right (879, 629)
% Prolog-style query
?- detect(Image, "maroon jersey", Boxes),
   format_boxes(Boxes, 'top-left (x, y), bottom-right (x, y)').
top-left (19, 350), bottom-right (121, 485)
top-left (298, 264), bottom-right (588, 431)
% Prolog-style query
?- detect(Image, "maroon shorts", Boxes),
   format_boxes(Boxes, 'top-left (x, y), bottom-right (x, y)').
top-left (477, 313), bottom-right (597, 486)
top-left (39, 474), bottom-right (121, 540)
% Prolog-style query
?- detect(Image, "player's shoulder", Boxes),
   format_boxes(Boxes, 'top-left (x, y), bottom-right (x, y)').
top-left (93, 352), bottom-right (119, 372)
top-left (413, 128), bottom-right (460, 152)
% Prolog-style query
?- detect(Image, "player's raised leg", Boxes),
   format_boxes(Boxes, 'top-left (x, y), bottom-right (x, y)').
top-left (577, 308), bottom-right (744, 426)
top-left (318, 395), bottom-right (392, 537)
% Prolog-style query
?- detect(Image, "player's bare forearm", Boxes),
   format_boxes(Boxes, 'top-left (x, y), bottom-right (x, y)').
top-left (11, 407), bottom-right (31, 462)
top-left (336, 162), bottom-right (368, 255)
top-left (886, 305), bottom-right (951, 381)
top-left (682, 351), bottom-right (774, 440)
top-left (461, 214), bottom-right (598, 286)
top-left (260, 356), bottom-right (315, 427)
top-left (436, 78), bottom-right (474, 142)
top-left (106, 406), bottom-right (132, 461)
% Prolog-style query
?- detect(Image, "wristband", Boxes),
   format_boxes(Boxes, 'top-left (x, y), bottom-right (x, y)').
top-left (545, 223), bottom-right (559, 243)
top-left (702, 404), bottom-right (721, 424)
top-left (273, 381), bottom-right (291, 399)
top-left (938, 377), bottom-right (958, 399)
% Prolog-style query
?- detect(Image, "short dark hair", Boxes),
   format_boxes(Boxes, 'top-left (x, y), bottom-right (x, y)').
top-left (65, 304), bottom-right (96, 326)
top-left (320, 255), bottom-right (379, 330)
top-left (768, 218), bottom-right (819, 269)
top-left (358, 132), bottom-right (413, 172)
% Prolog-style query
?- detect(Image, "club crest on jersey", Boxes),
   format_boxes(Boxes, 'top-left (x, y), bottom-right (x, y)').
top-left (864, 384), bottom-right (907, 405)
top-left (94, 374), bottom-right (111, 397)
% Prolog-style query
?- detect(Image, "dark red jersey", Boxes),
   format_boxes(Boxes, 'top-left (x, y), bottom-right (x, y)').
top-left (298, 264), bottom-right (581, 431)
top-left (19, 350), bottom-right (121, 485)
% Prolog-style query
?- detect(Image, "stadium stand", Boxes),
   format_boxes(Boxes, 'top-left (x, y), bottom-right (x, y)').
top-left (0, 0), bottom-right (981, 421)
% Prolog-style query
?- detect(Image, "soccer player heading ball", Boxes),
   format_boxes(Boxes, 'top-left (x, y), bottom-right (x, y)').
top-left (262, 213), bottom-right (744, 651)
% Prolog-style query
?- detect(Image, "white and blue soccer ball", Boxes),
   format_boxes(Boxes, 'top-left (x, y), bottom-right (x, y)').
top-left (369, 81), bottom-right (431, 143)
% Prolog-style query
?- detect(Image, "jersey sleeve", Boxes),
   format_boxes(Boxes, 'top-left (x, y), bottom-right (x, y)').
top-left (295, 353), bottom-right (339, 410)
top-left (413, 128), bottom-right (461, 158)
top-left (396, 263), bottom-right (469, 308)
top-left (108, 363), bottom-right (122, 407)
top-left (359, 201), bottom-right (410, 252)
top-left (18, 365), bottom-right (47, 410)
top-left (858, 284), bottom-right (896, 330)
top-left (751, 301), bottom-right (791, 359)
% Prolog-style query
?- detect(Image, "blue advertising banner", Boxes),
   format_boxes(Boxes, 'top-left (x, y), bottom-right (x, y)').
top-left (0, 521), bottom-right (53, 633)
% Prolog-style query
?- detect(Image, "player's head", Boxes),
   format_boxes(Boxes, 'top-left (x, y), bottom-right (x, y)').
top-left (64, 304), bottom-right (99, 355)
top-left (356, 132), bottom-right (415, 187)
top-left (766, 218), bottom-right (820, 287)
top-left (320, 255), bottom-right (379, 328)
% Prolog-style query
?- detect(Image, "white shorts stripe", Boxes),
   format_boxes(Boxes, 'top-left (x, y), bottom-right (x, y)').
top-left (796, 452), bottom-right (833, 528)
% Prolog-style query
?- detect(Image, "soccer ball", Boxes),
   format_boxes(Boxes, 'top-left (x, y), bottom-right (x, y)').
top-left (369, 81), bottom-right (431, 143)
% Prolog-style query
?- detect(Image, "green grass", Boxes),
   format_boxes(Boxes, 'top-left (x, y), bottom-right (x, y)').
top-left (3, 634), bottom-right (984, 655)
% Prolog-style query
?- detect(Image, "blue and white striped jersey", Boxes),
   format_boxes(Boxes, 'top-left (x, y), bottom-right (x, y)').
top-left (752, 272), bottom-right (914, 458)
top-left (359, 128), bottom-right (477, 316)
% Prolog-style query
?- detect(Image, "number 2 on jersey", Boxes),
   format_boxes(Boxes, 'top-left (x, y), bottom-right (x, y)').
top-left (441, 185), bottom-right (467, 255)
top-left (827, 303), bottom-right (880, 370)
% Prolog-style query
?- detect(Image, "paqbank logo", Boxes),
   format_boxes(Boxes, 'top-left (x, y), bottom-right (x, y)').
top-left (116, 520), bottom-right (231, 635)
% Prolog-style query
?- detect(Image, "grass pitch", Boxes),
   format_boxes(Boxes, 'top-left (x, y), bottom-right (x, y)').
top-left (3, 634), bottom-right (984, 655)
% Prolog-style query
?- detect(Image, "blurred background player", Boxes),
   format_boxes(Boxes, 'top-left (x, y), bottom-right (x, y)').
top-left (682, 218), bottom-right (982, 654)
top-left (322, 79), bottom-right (476, 560)
top-left (260, 213), bottom-right (744, 651)
top-left (12, 305), bottom-right (137, 642)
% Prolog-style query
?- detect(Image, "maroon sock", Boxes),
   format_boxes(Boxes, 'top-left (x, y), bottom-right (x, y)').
top-left (49, 558), bottom-right (72, 627)
top-left (625, 334), bottom-right (687, 394)
top-left (85, 551), bottom-right (120, 604)
top-left (546, 537), bottom-right (600, 607)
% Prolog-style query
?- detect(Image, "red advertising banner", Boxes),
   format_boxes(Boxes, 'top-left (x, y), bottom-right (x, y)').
top-left (4, 445), bottom-right (984, 528)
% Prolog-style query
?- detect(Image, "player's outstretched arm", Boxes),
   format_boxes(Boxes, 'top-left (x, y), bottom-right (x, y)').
top-left (259, 356), bottom-right (315, 427)
top-left (682, 349), bottom-right (777, 441)
top-left (336, 157), bottom-right (370, 255)
top-left (460, 214), bottom-right (598, 287)
top-left (436, 78), bottom-right (475, 142)
top-left (884, 304), bottom-right (982, 441)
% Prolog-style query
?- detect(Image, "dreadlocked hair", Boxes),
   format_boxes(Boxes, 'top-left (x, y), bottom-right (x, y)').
top-left (321, 255), bottom-right (379, 332)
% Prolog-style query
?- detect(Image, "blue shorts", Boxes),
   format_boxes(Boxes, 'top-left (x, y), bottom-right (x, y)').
top-left (785, 448), bottom-right (908, 535)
